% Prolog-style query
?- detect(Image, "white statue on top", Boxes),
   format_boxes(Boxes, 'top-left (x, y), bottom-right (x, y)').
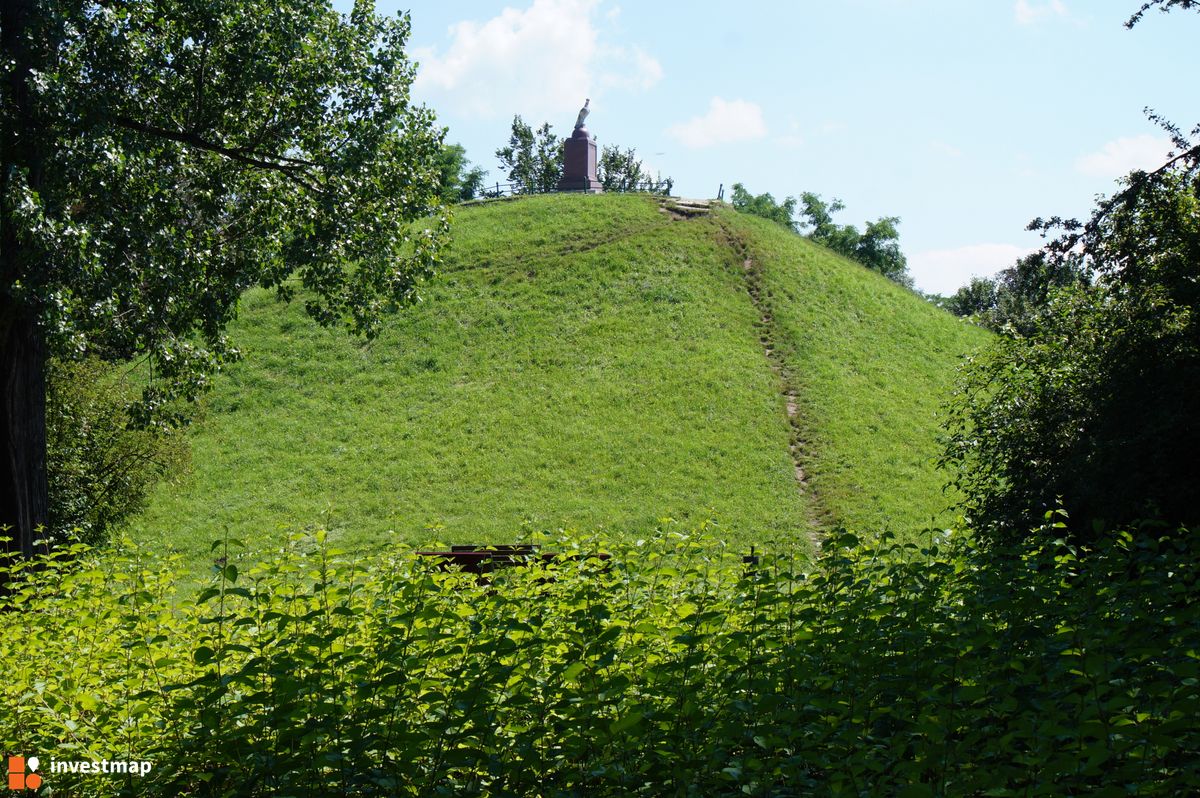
top-left (574, 98), bottom-right (590, 130)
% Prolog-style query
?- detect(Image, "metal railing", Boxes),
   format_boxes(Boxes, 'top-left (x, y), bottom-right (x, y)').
top-left (461, 180), bottom-right (676, 203)
top-left (472, 181), bottom-right (521, 199)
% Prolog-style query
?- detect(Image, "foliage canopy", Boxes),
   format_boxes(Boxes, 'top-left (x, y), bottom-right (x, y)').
top-left (46, 359), bottom-right (188, 544)
top-left (5, 521), bottom-right (1198, 795)
top-left (435, 143), bottom-right (488, 203)
top-left (729, 183), bottom-right (913, 287)
top-left (730, 182), bottom-right (798, 230)
top-left (495, 116), bottom-right (564, 194)
top-left (944, 165), bottom-right (1199, 537)
top-left (942, 0), bottom-right (1200, 539)
top-left (798, 193), bottom-right (912, 287)
top-left (597, 145), bottom-right (673, 195)
top-left (942, 252), bottom-right (1087, 334)
top-left (5, 0), bottom-right (448, 399)
top-left (0, 0), bottom-right (448, 552)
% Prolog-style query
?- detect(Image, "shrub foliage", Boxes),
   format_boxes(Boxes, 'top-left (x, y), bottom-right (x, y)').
top-left (943, 169), bottom-right (1199, 536)
top-left (3, 520), bottom-right (1197, 796)
top-left (46, 358), bottom-right (189, 544)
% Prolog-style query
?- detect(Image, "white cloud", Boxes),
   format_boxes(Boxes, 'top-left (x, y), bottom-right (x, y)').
top-left (773, 120), bottom-right (804, 150)
top-left (413, 0), bottom-right (661, 121)
top-left (909, 243), bottom-right (1034, 296)
top-left (1015, 0), bottom-right (1068, 24)
top-left (598, 45), bottom-right (662, 91)
top-left (1075, 134), bottom-right (1175, 179)
top-left (666, 98), bottom-right (768, 149)
top-left (930, 140), bottom-right (963, 159)
top-left (637, 156), bottom-right (668, 182)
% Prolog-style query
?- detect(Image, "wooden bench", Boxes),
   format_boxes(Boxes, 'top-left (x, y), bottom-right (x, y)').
top-left (415, 545), bottom-right (611, 577)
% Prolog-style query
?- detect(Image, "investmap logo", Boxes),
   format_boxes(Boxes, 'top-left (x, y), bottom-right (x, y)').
top-left (7, 754), bottom-right (153, 791)
top-left (7, 756), bottom-right (42, 791)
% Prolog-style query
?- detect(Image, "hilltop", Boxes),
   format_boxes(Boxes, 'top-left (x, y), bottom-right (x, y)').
top-left (129, 193), bottom-right (988, 570)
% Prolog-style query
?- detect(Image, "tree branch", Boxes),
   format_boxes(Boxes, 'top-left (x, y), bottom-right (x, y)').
top-left (111, 116), bottom-right (321, 190)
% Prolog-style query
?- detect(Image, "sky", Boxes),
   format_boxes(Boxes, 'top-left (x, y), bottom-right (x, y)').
top-left (348, 0), bottom-right (1197, 295)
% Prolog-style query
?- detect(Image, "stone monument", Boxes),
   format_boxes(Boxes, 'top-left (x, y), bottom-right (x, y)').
top-left (556, 98), bottom-right (603, 193)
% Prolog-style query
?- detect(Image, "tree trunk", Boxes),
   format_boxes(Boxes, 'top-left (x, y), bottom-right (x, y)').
top-left (0, 310), bottom-right (49, 560)
top-left (1, 0), bottom-right (50, 566)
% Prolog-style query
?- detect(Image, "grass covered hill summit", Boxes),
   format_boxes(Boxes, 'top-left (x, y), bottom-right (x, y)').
top-left (130, 193), bottom-right (987, 569)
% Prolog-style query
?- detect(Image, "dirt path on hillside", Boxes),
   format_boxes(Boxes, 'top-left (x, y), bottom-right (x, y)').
top-left (714, 217), bottom-right (825, 551)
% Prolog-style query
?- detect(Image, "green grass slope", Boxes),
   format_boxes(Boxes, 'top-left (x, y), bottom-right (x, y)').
top-left (130, 193), bottom-right (987, 573)
top-left (718, 208), bottom-right (991, 534)
top-left (132, 195), bottom-right (808, 568)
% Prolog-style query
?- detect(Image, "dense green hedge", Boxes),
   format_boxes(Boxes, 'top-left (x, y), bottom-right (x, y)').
top-left (3, 519), bottom-right (1198, 796)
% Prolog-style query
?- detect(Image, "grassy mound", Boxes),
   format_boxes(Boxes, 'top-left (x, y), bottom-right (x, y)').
top-left (719, 210), bottom-right (990, 534)
top-left (129, 193), bottom-right (986, 572)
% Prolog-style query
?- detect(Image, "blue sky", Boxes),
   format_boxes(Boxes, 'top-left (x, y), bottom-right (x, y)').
top-left (358, 1), bottom-right (1196, 294)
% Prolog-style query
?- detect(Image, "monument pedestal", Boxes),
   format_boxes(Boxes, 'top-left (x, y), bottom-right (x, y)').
top-left (557, 127), bottom-right (603, 193)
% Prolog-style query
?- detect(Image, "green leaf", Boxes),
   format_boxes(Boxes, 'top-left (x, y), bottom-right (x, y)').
top-left (609, 710), bottom-right (644, 735)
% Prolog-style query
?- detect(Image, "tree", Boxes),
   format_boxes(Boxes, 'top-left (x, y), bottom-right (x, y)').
top-left (730, 183), bottom-right (798, 231)
top-left (798, 193), bottom-right (913, 287)
top-left (944, 253), bottom-right (1087, 333)
top-left (435, 144), bottom-right (487, 203)
top-left (944, 277), bottom-right (999, 318)
top-left (0, 1), bottom-right (449, 559)
top-left (495, 116), bottom-right (562, 194)
top-left (598, 146), bottom-right (673, 195)
top-left (796, 192), bottom-right (842, 241)
top-left (855, 216), bottom-right (912, 287)
top-left (728, 184), bottom-right (914, 286)
top-left (942, 0), bottom-right (1200, 541)
top-left (598, 146), bottom-right (643, 192)
top-left (1126, 0), bottom-right (1200, 26)
top-left (944, 162), bottom-right (1199, 539)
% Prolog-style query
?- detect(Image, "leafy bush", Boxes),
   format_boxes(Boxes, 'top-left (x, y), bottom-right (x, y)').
top-left (46, 358), bottom-right (189, 544)
top-left (943, 169), bottom-right (1199, 537)
top-left (3, 518), bottom-right (1198, 796)
top-left (943, 284), bottom-right (1198, 536)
